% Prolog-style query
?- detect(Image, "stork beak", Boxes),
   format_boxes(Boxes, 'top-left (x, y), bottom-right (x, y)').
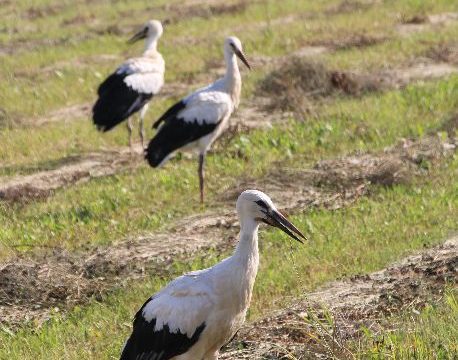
top-left (262, 210), bottom-right (306, 244)
top-left (127, 27), bottom-right (148, 44)
top-left (234, 49), bottom-right (251, 70)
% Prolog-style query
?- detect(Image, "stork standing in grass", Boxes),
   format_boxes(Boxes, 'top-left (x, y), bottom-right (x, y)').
top-left (92, 20), bottom-right (164, 150)
top-left (120, 190), bottom-right (306, 360)
top-left (145, 36), bottom-right (251, 203)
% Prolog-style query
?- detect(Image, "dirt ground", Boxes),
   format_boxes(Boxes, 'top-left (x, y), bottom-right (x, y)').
top-left (221, 236), bottom-right (458, 359)
top-left (0, 133), bottom-right (455, 329)
top-left (0, 146), bottom-right (144, 202)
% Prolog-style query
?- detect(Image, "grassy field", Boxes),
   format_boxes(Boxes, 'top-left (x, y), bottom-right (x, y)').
top-left (0, 0), bottom-right (457, 359)
top-left (357, 289), bottom-right (458, 359)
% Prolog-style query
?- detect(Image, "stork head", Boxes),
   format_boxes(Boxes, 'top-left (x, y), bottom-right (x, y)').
top-left (224, 36), bottom-right (251, 70)
top-left (236, 190), bottom-right (306, 243)
top-left (128, 20), bottom-right (163, 44)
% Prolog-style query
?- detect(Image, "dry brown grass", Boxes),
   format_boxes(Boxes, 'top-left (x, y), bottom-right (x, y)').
top-left (438, 113), bottom-right (458, 137)
top-left (222, 236), bottom-right (458, 359)
top-left (426, 42), bottom-right (458, 65)
top-left (0, 132), bottom-right (455, 329)
top-left (258, 58), bottom-right (385, 116)
top-left (401, 13), bottom-right (429, 25)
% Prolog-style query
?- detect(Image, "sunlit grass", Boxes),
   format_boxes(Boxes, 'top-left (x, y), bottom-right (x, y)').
top-left (0, 156), bottom-right (456, 359)
top-left (1, 76), bottom-right (456, 259)
top-left (1, 0), bottom-right (457, 121)
top-left (1, 0), bottom-right (458, 358)
top-left (355, 290), bottom-right (458, 359)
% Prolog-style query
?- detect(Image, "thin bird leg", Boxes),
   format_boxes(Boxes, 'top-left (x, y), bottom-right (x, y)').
top-left (139, 104), bottom-right (149, 149)
top-left (127, 117), bottom-right (134, 152)
top-left (198, 154), bottom-right (205, 204)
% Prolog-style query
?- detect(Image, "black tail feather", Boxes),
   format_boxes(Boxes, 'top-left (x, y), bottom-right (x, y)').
top-left (145, 118), bottom-right (219, 168)
top-left (145, 135), bottom-right (172, 167)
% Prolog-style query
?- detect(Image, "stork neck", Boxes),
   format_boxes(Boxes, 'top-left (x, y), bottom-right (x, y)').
top-left (223, 52), bottom-right (242, 108)
top-left (234, 218), bottom-right (259, 261)
top-left (143, 37), bottom-right (158, 56)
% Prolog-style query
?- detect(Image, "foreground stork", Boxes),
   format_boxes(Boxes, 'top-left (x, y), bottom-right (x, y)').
top-left (120, 190), bottom-right (306, 360)
top-left (145, 36), bottom-right (251, 202)
top-left (92, 20), bottom-right (164, 150)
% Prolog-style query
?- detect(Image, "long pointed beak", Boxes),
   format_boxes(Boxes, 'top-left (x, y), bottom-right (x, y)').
top-left (264, 210), bottom-right (307, 243)
top-left (127, 27), bottom-right (147, 44)
top-left (235, 49), bottom-right (251, 70)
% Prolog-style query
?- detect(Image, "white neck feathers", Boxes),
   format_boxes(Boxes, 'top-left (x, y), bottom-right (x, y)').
top-left (223, 52), bottom-right (242, 109)
top-left (143, 37), bottom-right (158, 56)
top-left (231, 217), bottom-right (260, 304)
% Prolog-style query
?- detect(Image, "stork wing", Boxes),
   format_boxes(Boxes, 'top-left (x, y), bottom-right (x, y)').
top-left (117, 57), bottom-right (164, 95)
top-left (145, 91), bottom-right (232, 167)
top-left (98, 57), bottom-right (164, 96)
top-left (93, 56), bottom-right (164, 132)
top-left (120, 275), bottom-right (213, 360)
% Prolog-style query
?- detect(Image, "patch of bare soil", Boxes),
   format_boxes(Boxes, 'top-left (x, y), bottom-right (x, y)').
top-left (258, 57), bottom-right (388, 114)
top-left (384, 61), bottom-right (458, 87)
top-left (438, 113), bottom-right (458, 138)
top-left (325, 0), bottom-right (379, 15)
top-left (397, 12), bottom-right (458, 36)
top-left (0, 134), bottom-right (455, 329)
top-left (311, 33), bottom-right (389, 51)
top-left (426, 42), bottom-right (458, 66)
top-left (163, 0), bottom-right (252, 24)
top-left (23, 4), bottom-right (63, 20)
top-left (221, 236), bottom-right (457, 359)
top-left (31, 103), bottom-right (91, 126)
top-left (61, 13), bottom-right (96, 27)
top-left (222, 134), bottom-right (456, 209)
top-left (259, 55), bottom-right (458, 115)
top-left (0, 146), bottom-right (143, 202)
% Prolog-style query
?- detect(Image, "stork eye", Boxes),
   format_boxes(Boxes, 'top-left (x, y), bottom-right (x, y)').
top-left (255, 200), bottom-right (268, 209)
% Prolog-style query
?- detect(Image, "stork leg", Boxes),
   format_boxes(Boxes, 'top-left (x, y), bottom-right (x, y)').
top-left (198, 154), bottom-right (205, 204)
top-left (139, 104), bottom-right (149, 150)
top-left (127, 117), bottom-right (134, 153)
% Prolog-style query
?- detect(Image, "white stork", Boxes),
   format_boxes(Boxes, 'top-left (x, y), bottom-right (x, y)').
top-left (145, 36), bottom-right (251, 202)
top-left (120, 190), bottom-right (306, 360)
top-left (92, 20), bottom-right (164, 150)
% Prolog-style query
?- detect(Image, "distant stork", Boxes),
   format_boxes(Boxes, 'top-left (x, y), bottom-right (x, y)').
top-left (120, 190), bottom-right (306, 360)
top-left (92, 20), bottom-right (164, 150)
top-left (145, 36), bottom-right (251, 202)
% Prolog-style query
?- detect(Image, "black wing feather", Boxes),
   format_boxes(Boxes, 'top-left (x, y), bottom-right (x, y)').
top-left (120, 298), bottom-right (205, 360)
top-left (145, 116), bottom-right (219, 167)
top-left (152, 100), bottom-right (187, 129)
top-left (92, 73), bottom-right (152, 132)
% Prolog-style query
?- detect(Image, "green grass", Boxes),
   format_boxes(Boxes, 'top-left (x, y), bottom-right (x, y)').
top-left (356, 290), bottom-right (458, 359)
top-left (1, 1), bottom-right (458, 358)
top-left (1, 11), bottom-right (457, 168)
top-left (1, 0), bottom-right (457, 123)
top-left (1, 76), bottom-right (457, 259)
top-left (0, 155), bottom-right (456, 359)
